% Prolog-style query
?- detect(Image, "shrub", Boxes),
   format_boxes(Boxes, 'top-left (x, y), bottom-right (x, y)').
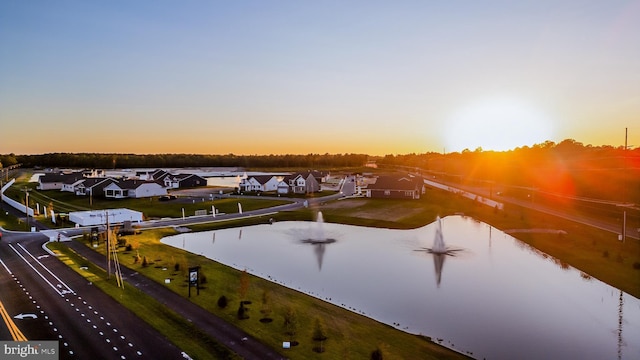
top-left (174, 263), bottom-right (180, 271)
top-left (371, 348), bottom-right (383, 360)
top-left (237, 302), bottom-right (249, 320)
top-left (217, 295), bottom-right (228, 308)
top-left (142, 256), bottom-right (148, 267)
top-left (633, 262), bottom-right (640, 270)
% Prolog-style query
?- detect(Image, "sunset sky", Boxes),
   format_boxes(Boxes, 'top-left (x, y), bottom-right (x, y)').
top-left (1, 1), bottom-right (638, 155)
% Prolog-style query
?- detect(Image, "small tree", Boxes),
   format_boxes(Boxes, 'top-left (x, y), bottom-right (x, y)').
top-left (141, 256), bottom-right (148, 267)
top-left (283, 306), bottom-right (298, 345)
top-left (312, 317), bottom-right (328, 353)
top-left (370, 348), bottom-right (383, 360)
top-left (237, 301), bottom-right (249, 320)
top-left (259, 289), bottom-right (272, 323)
top-left (217, 295), bottom-right (228, 308)
top-left (238, 269), bottom-right (250, 301)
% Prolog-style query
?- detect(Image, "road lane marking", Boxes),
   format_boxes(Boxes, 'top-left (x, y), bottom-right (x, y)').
top-left (0, 258), bottom-right (12, 274)
top-left (18, 243), bottom-right (75, 295)
top-left (0, 300), bottom-right (28, 341)
top-left (8, 244), bottom-right (67, 296)
top-left (13, 313), bottom-right (37, 320)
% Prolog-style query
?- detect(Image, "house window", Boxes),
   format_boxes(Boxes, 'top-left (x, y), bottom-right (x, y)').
top-left (405, 191), bottom-right (413, 197)
top-left (384, 190), bottom-right (391, 196)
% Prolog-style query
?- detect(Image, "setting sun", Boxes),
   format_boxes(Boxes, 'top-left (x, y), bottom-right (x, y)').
top-left (443, 97), bottom-right (556, 152)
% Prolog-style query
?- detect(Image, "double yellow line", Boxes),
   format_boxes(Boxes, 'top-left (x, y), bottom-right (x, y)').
top-left (0, 300), bottom-right (27, 341)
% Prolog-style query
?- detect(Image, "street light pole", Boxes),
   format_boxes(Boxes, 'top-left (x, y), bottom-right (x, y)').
top-left (622, 128), bottom-right (628, 243)
top-left (24, 188), bottom-right (30, 231)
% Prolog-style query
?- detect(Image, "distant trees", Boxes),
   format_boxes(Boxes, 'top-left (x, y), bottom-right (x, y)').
top-left (0, 154), bottom-right (18, 167)
top-left (377, 139), bottom-right (640, 204)
top-left (9, 152), bottom-right (369, 169)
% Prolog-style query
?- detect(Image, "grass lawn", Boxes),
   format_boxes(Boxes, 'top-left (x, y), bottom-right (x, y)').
top-left (77, 228), bottom-right (468, 360)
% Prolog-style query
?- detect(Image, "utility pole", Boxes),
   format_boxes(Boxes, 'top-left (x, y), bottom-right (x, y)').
top-left (106, 211), bottom-right (111, 279)
top-left (24, 187), bottom-right (30, 231)
top-left (622, 127), bottom-right (628, 243)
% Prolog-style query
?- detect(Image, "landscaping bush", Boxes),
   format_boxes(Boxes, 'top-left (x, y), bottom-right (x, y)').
top-left (237, 302), bottom-right (249, 320)
top-left (217, 295), bottom-right (228, 308)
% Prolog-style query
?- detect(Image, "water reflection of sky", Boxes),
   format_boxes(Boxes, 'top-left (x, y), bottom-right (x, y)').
top-left (162, 216), bottom-right (640, 360)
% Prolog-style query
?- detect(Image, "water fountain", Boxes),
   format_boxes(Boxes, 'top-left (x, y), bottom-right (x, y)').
top-left (431, 216), bottom-right (447, 254)
top-left (417, 216), bottom-right (462, 287)
top-left (301, 212), bottom-right (336, 245)
top-left (301, 211), bottom-right (336, 271)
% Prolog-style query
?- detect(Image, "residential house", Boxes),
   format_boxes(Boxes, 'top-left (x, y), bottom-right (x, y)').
top-left (307, 170), bottom-right (330, 184)
top-left (75, 178), bottom-right (118, 197)
top-left (279, 172), bottom-right (321, 194)
top-left (37, 173), bottom-right (84, 191)
top-left (103, 180), bottom-right (167, 199)
top-left (365, 174), bottom-right (425, 199)
top-left (239, 175), bottom-right (280, 193)
top-left (163, 174), bottom-right (207, 189)
top-left (82, 169), bottom-right (105, 178)
top-left (61, 177), bottom-right (86, 193)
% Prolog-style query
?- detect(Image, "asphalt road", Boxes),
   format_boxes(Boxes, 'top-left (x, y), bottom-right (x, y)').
top-left (0, 231), bottom-right (185, 360)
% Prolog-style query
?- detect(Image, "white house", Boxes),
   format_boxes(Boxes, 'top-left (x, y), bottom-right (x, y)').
top-left (239, 175), bottom-right (280, 192)
top-left (61, 178), bottom-right (86, 193)
top-left (104, 180), bottom-right (167, 199)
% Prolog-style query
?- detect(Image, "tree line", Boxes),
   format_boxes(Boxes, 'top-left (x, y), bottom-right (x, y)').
top-left (377, 139), bottom-right (640, 203)
top-left (0, 152), bottom-right (369, 169)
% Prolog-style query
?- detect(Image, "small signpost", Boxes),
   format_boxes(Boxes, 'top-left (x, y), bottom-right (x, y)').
top-left (188, 266), bottom-right (200, 297)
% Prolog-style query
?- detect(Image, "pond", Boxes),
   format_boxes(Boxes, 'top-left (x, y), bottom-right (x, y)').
top-left (161, 215), bottom-right (640, 359)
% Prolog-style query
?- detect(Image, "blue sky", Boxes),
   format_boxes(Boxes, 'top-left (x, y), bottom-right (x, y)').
top-left (1, 1), bottom-right (638, 154)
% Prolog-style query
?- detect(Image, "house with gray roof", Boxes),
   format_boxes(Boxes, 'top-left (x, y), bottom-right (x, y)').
top-left (103, 180), bottom-right (167, 199)
top-left (365, 174), bottom-right (424, 199)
